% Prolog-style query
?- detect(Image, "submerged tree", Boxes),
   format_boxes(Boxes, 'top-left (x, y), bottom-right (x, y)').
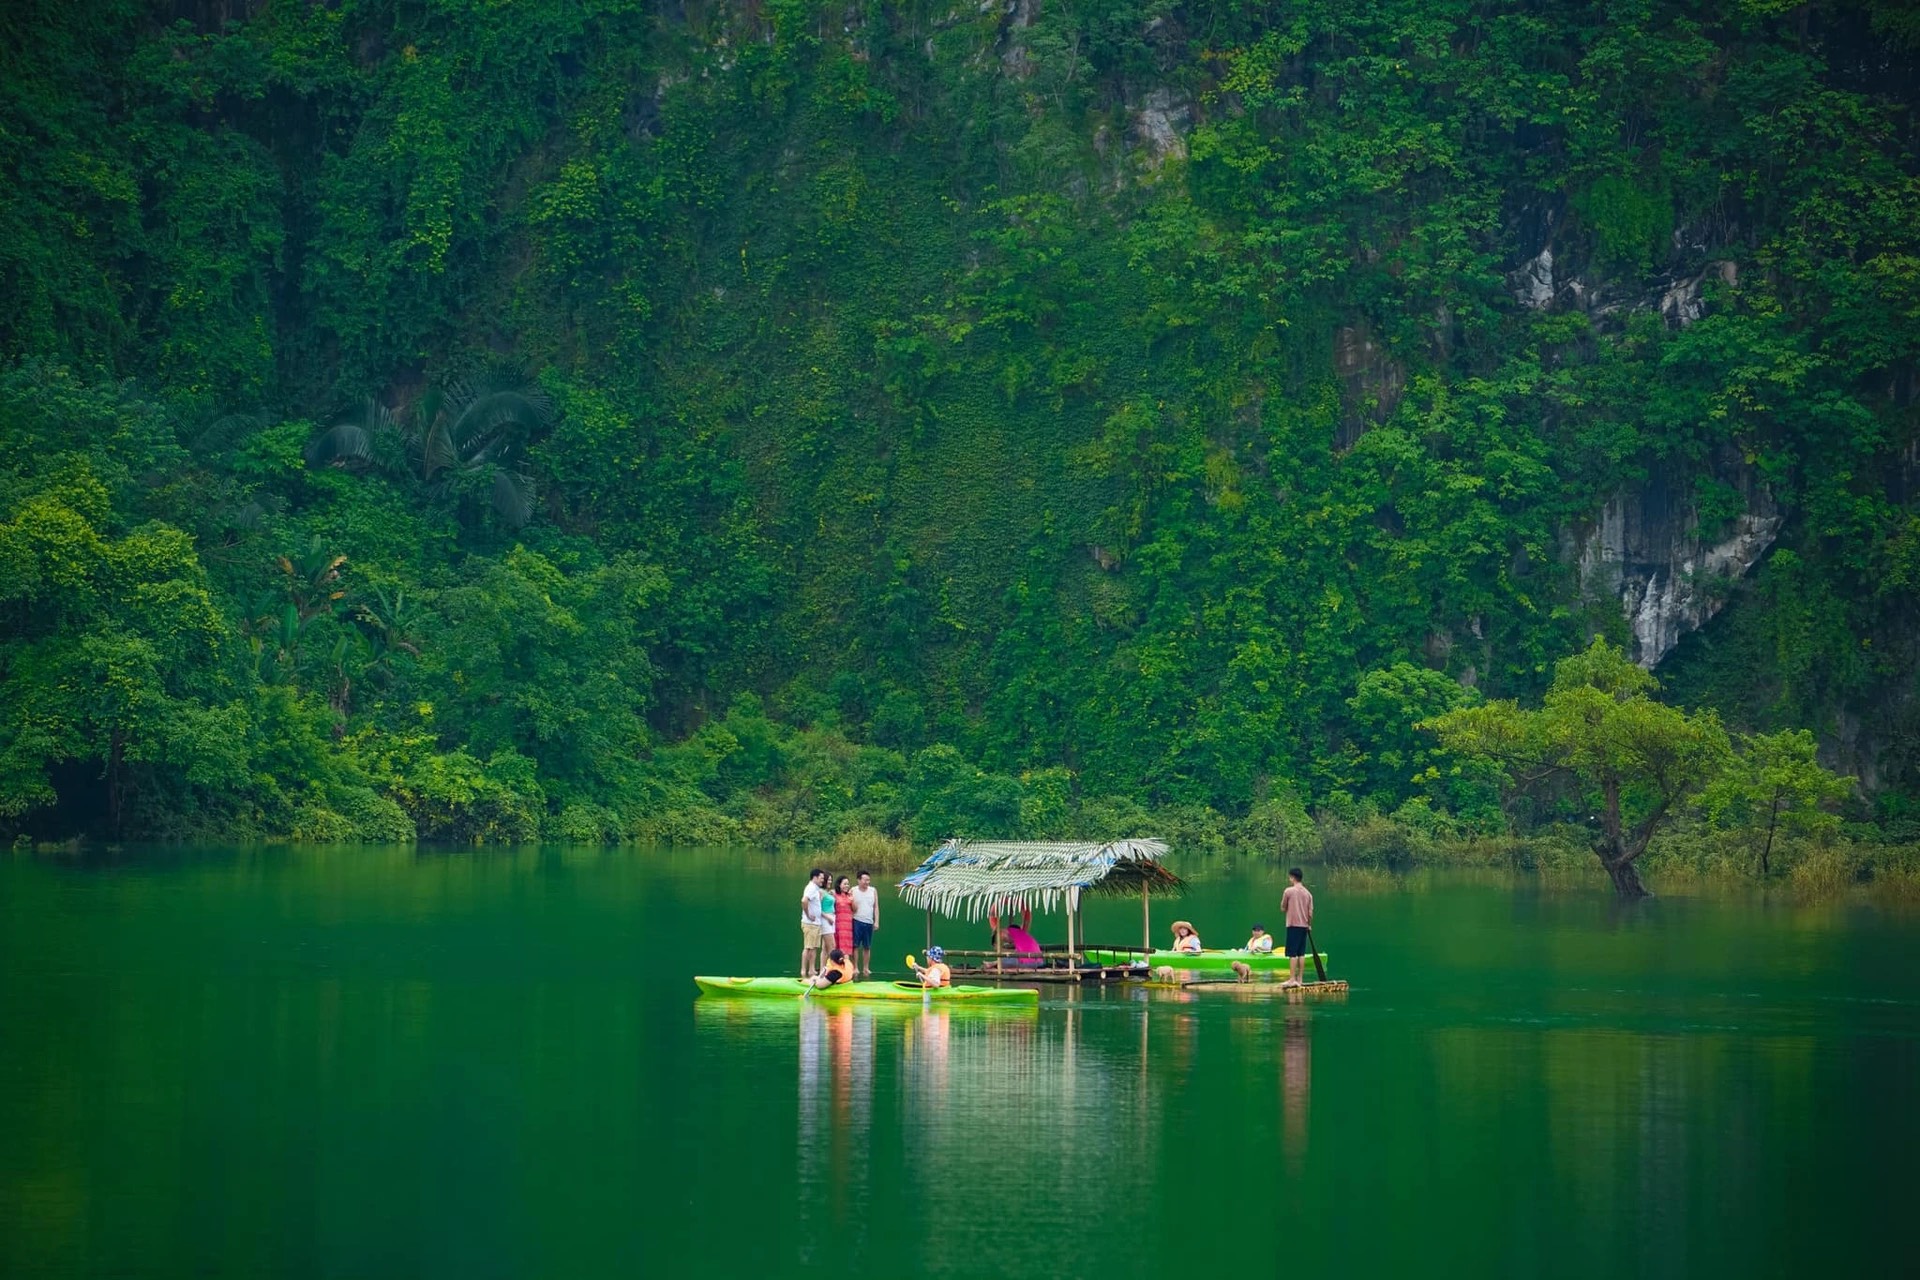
top-left (1703, 729), bottom-right (1855, 877)
top-left (1424, 638), bottom-right (1731, 898)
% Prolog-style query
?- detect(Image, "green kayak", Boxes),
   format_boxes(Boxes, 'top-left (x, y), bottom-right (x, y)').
top-left (1083, 948), bottom-right (1328, 972)
top-left (693, 976), bottom-right (1038, 1003)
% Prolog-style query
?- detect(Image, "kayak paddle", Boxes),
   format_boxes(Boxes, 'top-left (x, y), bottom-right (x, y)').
top-left (1305, 927), bottom-right (1327, 983)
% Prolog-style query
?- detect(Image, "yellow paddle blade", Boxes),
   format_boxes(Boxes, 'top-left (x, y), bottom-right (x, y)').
top-left (904, 953), bottom-right (916, 969)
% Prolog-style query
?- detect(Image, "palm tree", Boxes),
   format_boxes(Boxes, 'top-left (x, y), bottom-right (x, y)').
top-left (354, 585), bottom-right (424, 660)
top-left (277, 538), bottom-right (348, 624)
top-left (306, 366), bottom-right (554, 527)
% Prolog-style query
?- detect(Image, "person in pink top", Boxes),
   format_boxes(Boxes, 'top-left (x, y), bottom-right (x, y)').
top-left (1280, 867), bottom-right (1315, 988)
top-left (832, 876), bottom-right (856, 960)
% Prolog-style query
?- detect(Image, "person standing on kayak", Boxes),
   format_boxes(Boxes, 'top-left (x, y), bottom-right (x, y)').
top-left (800, 868), bottom-right (828, 978)
top-left (850, 870), bottom-right (880, 978)
top-left (1280, 868), bottom-right (1315, 988)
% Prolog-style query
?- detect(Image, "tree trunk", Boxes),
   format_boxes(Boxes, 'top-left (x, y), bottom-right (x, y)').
top-left (106, 728), bottom-right (126, 837)
top-left (1603, 855), bottom-right (1651, 899)
top-left (1760, 791), bottom-right (1781, 877)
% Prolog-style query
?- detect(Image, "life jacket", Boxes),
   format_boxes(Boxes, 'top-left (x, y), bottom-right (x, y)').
top-left (922, 962), bottom-right (951, 988)
top-left (819, 959), bottom-right (853, 985)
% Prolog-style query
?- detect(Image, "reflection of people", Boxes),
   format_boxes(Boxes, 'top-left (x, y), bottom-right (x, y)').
top-left (1245, 924), bottom-right (1275, 953)
top-left (1282, 1008), bottom-right (1311, 1176)
top-left (810, 949), bottom-right (854, 988)
top-left (851, 870), bottom-right (880, 978)
top-left (1170, 921), bottom-right (1202, 953)
top-left (909, 946), bottom-right (951, 988)
top-left (801, 868), bottom-right (828, 977)
top-left (1281, 868), bottom-right (1315, 988)
top-left (833, 876), bottom-right (856, 959)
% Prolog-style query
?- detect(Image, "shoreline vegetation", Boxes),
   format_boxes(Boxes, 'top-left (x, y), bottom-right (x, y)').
top-left (14, 822), bottom-right (1919, 910)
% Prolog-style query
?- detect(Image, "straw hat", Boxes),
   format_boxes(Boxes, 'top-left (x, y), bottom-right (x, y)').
top-left (1170, 920), bottom-right (1195, 938)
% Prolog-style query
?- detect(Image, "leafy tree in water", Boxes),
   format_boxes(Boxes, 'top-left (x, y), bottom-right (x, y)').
top-left (1702, 730), bottom-right (1855, 877)
top-left (1425, 639), bottom-right (1731, 898)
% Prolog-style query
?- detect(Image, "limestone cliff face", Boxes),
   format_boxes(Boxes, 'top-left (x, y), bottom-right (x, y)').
top-left (1573, 459), bottom-right (1782, 668)
top-left (1504, 203), bottom-right (1779, 667)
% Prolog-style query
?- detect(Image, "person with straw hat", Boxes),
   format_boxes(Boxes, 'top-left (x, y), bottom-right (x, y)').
top-left (1169, 920), bottom-right (1203, 953)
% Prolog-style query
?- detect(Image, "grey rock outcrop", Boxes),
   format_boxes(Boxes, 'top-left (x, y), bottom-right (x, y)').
top-left (1332, 322), bottom-right (1405, 448)
top-left (1132, 88), bottom-right (1190, 167)
top-left (1574, 460), bottom-right (1782, 667)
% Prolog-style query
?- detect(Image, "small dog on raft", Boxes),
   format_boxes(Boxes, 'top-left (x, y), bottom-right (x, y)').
top-left (1230, 960), bottom-right (1253, 983)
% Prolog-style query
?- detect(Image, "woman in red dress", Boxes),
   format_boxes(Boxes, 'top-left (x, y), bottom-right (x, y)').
top-left (832, 875), bottom-right (856, 960)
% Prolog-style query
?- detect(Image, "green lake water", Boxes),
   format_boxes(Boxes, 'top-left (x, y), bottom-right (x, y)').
top-left (2, 848), bottom-right (1916, 1278)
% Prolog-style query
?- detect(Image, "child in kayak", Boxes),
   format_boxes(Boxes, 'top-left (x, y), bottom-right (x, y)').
top-left (909, 946), bottom-right (951, 989)
top-left (1170, 921), bottom-right (1203, 953)
top-left (809, 949), bottom-right (855, 988)
top-left (1245, 924), bottom-right (1275, 953)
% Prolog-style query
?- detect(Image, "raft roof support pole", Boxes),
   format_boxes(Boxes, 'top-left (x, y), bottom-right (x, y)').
top-left (1143, 883), bottom-right (1151, 956)
top-left (1068, 885), bottom-right (1081, 980)
top-left (1065, 898), bottom-right (1075, 977)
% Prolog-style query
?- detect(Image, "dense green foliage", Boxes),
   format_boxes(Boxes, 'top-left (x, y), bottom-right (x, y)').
top-left (1429, 637), bottom-right (1740, 896)
top-left (2, 1), bottom-right (1916, 865)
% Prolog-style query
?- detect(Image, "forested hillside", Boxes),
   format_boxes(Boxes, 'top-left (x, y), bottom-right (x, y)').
top-left (3, 0), bottom-right (1917, 863)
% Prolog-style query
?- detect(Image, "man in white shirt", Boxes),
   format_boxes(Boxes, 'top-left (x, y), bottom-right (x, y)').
top-left (800, 868), bottom-right (828, 978)
top-left (849, 870), bottom-right (881, 978)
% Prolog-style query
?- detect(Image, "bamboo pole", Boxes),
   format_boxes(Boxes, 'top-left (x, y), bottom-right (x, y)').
top-left (1142, 883), bottom-right (1151, 955)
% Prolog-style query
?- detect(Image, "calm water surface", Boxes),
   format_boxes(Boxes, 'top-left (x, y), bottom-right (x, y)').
top-left (2, 848), bottom-right (1916, 1278)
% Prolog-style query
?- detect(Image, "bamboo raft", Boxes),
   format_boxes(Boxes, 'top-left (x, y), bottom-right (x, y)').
top-left (944, 944), bottom-right (1150, 983)
top-left (1141, 978), bottom-right (1350, 997)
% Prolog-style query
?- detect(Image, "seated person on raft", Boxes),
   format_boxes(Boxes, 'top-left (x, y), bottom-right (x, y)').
top-left (1245, 924), bottom-right (1275, 953)
top-left (1003, 922), bottom-right (1041, 965)
top-left (809, 949), bottom-right (855, 988)
top-left (909, 946), bottom-right (952, 988)
top-left (1170, 921), bottom-right (1203, 953)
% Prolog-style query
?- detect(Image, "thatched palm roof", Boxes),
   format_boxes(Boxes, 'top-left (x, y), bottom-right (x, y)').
top-left (897, 838), bottom-right (1184, 920)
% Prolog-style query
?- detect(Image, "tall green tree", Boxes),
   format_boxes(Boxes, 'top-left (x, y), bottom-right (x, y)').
top-left (0, 470), bottom-right (244, 832)
top-left (1702, 730), bottom-right (1855, 876)
top-left (1425, 639), bottom-right (1732, 898)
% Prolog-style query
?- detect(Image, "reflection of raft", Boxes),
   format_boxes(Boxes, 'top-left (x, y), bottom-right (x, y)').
top-left (693, 976), bottom-right (1039, 1003)
top-left (1084, 948), bottom-right (1329, 972)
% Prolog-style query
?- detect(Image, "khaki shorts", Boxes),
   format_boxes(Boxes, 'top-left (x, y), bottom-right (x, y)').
top-left (801, 923), bottom-right (826, 947)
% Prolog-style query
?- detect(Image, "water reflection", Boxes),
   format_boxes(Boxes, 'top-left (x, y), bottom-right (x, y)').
top-left (796, 1006), bottom-right (878, 1264)
top-left (1282, 1007), bottom-right (1311, 1177)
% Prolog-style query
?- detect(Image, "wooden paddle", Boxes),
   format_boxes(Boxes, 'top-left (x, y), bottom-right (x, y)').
top-left (1306, 927), bottom-right (1327, 983)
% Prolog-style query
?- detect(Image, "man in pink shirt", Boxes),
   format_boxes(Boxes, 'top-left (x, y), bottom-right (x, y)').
top-left (1280, 867), bottom-right (1315, 988)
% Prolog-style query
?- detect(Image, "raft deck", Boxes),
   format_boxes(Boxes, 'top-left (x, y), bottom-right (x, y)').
top-left (944, 943), bottom-right (1149, 984)
top-left (1142, 978), bottom-right (1350, 997)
